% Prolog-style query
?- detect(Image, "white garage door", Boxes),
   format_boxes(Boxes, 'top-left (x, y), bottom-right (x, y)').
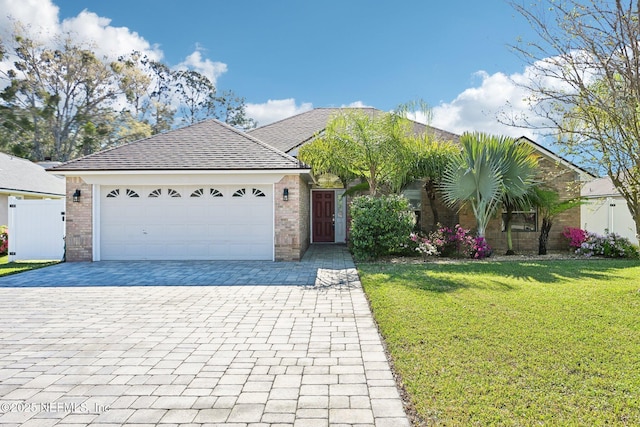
top-left (100, 185), bottom-right (273, 260)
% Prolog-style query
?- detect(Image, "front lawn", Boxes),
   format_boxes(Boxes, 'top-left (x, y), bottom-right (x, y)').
top-left (359, 259), bottom-right (640, 426)
top-left (0, 255), bottom-right (59, 277)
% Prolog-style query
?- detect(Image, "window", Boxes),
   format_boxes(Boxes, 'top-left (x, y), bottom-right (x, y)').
top-left (167, 188), bottom-right (181, 198)
top-left (126, 189), bottom-right (139, 198)
top-left (233, 188), bottom-right (246, 197)
top-left (148, 189), bottom-right (162, 198)
top-left (210, 188), bottom-right (223, 197)
top-left (252, 188), bottom-right (266, 197)
top-left (106, 189), bottom-right (120, 198)
top-left (502, 210), bottom-right (538, 232)
top-left (191, 188), bottom-right (204, 198)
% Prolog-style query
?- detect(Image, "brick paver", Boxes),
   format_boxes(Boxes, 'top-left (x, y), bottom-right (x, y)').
top-left (0, 245), bottom-right (410, 426)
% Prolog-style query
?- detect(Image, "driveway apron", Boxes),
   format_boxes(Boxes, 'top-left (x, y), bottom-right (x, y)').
top-left (0, 245), bottom-right (410, 426)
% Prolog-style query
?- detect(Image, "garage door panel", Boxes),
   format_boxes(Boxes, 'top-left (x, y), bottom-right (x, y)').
top-left (100, 185), bottom-right (273, 260)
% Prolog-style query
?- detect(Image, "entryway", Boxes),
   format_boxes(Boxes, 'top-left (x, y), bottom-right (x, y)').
top-left (311, 189), bottom-right (346, 243)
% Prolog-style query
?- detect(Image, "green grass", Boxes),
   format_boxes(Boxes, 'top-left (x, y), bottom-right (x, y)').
top-left (0, 255), bottom-right (59, 277)
top-left (358, 259), bottom-right (640, 426)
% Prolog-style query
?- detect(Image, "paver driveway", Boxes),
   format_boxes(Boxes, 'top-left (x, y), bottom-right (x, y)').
top-left (0, 245), bottom-right (410, 426)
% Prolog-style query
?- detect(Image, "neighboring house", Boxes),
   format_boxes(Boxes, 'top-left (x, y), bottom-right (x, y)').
top-left (49, 119), bottom-right (311, 261)
top-left (581, 176), bottom-right (638, 245)
top-left (0, 152), bottom-right (65, 225)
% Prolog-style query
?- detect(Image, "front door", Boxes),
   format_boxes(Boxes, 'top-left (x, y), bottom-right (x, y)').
top-left (312, 191), bottom-right (335, 242)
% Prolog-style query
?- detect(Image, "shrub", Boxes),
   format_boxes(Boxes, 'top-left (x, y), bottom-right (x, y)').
top-left (406, 224), bottom-right (492, 260)
top-left (563, 227), bottom-right (589, 249)
top-left (0, 226), bottom-right (7, 256)
top-left (350, 195), bottom-right (415, 261)
top-left (575, 231), bottom-right (639, 258)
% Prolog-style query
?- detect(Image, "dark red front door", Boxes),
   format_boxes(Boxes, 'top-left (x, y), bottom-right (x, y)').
top-left (313, 191), bottom-right (335, 242)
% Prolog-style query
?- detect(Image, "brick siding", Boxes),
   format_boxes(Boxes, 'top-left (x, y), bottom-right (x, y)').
top-left (65, 177), bottom-right (93, 261)
top-left (274, 175), bottom-right (310, 261)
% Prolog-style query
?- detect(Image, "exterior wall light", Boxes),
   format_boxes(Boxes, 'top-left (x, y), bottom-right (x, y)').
top-left (73, 189), bottom-right (81, 203)
top-left (283, 188), bottom-right (289, 201)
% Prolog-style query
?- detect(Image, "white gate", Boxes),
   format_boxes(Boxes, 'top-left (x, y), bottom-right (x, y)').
top-left (7, 196), bottom-right (66, 261)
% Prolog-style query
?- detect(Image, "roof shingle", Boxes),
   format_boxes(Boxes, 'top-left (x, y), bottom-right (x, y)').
top-left (50, 119), bottom-right (306, 171)
top-left (248, 107), bottom-right (461, 153)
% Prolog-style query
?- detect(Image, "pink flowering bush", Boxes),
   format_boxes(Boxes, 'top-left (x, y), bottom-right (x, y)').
top-left (562, 227), bottom-right (589, 249)
top-left (406, 224), bottom-right (492, 260)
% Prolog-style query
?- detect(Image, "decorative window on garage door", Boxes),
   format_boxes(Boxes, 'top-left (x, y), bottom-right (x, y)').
top-left (190, 188), bottom-right (204, 197)
top-left (126, 189), bottom-right (139, 198)
top-left (210, 188), bottom-right (223, 197)
top-left (106, 189), bottom-right (120, 198)
top-left (232, 188), bottom-right (266, 197)
top-left (148, 189), bottom-right (162, 198)
top-left (167, 188), bottom-right (181, 198)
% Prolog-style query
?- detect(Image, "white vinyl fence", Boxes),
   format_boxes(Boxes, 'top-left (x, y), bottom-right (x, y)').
top-left (7, 196), bottom-right (66, 261)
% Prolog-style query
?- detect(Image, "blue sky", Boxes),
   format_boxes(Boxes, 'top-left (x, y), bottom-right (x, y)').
top-left (0, 0), bottom-right (544, 137)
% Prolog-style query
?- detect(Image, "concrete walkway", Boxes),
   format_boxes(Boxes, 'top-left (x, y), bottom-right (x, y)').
top-left (0, 245), bottom-right (410, 426)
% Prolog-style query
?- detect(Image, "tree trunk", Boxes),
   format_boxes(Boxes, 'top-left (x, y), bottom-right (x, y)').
top-left (504, 207), bottom-right (515, 255)
top-left (538, 217), bottom-right (552, 255)
top-left (424, 180), bottom-right (439, 231)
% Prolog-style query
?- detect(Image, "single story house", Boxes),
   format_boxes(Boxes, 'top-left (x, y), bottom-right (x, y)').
top-left (0, 152), bottom-right (65, 225)
top-left (51, 107), bottom-right (593, 261)
top-left (581, 176), bottom-right (638, 245)
top-left (49, 119), bottom-right (311, 261)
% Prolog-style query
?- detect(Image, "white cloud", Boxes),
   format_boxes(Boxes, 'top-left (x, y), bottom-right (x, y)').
top-left (430, 68), bottom-right (551, 140)
top-left (246, 99), bottom-right (314, 126)
top-left (60, 11), bottom-right (162, 61)
top-left (175, 46), bottom-right (227, 86)
top-left (0, 0), bottom-right (60, 41)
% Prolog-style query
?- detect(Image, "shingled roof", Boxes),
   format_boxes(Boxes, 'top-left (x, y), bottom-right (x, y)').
top-left (50, 119), bottom-right (306, 172)
top-left (248, 107), bottom-right (461, 154)
top-left (0, 153), bottom-right (65, 196)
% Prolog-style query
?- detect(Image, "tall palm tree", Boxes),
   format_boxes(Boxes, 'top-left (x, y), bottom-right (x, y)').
top-left (440, 132), bottom-right (538, 239)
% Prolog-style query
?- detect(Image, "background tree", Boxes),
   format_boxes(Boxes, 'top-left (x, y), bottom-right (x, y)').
top-left (510, 0), bottom-right (640, 240)
top-left (0, 24), bottom-right (255, 160)
top-left (440, 132), bottom-right (538, 238)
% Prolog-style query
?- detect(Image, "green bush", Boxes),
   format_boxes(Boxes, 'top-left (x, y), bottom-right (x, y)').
top-left (349, 195), bottom-right (415, 261)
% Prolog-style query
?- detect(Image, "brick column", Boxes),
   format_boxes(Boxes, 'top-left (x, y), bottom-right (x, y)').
top-left (65, 177), bottom-right (93, 261)
top-left (274, 175), bottom-right (310, 261)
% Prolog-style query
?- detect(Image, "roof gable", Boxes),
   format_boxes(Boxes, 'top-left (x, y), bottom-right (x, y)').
top-left (0, 153), bottom-right (65, 196)
top-left (50, 119), bottom-right (306, 172)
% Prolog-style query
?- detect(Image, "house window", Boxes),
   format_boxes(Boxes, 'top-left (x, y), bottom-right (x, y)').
top-left (167, 188), bottom-right (181, 198)
top-left (233, 188), bottom-right (246, 197)
top-left (148, 189), bottom-right (162, 198)
top-left (126, 189), bottom-right (139, 198)
top-left (252, 188), bottom-right (266, 197)
top-left (210, 188), bottom-right (223, 197)
top-left (502, 210), bottom-right (538, 232)
top-left (106, 189), bottom-right (120, 198)
top-left (191, 188), bottom-right (204, 198)
top-left (401, 181), bottom-right (422, 229)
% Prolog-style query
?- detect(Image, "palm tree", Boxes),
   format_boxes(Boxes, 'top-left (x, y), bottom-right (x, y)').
top-left (499, 141), bottom-right (539, 254)
top-left (530, 186), bottom-right (584, 255)
top-left (440, 132), bottom-right (538, 239)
